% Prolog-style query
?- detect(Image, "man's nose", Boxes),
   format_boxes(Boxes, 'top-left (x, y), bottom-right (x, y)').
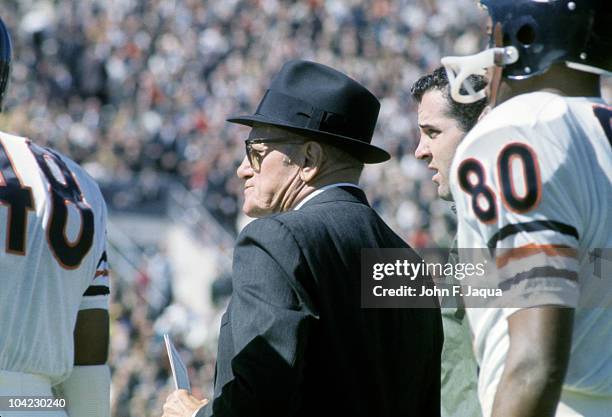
top-left (237, 156), bottom-right (253, 179)
top-left (414, 137), bottom-right (431, 160)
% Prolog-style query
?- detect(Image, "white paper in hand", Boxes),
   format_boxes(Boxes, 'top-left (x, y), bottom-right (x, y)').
top-left (164, 334), bottom-right (191, 392)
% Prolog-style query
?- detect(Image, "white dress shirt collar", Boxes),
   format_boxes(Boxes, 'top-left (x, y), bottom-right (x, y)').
top-left (293, 182), bottom-right (361, 211)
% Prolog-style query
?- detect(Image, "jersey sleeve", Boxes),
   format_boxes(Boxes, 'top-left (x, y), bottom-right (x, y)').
top-left (79, 248), bottom-right (110, 311)
top-left (69, 156), bottom-right (110, 312)
top-left (78, 185), bottom-right (110, 312)
top-left (450, 120), bottom-right (582, 309)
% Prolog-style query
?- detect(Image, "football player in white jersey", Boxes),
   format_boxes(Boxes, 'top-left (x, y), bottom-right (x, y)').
top-left (0, 17), bottom-right (110, 417)
top-left (442, 1), bottom-right (612, 416)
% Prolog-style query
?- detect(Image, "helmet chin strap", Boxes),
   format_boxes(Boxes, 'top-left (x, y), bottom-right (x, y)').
top-left (487, 22), bottom-right (505, 107)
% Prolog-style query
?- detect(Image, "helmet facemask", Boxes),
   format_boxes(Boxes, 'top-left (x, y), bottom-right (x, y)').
top-left (441, 0), bottom-right (612, 104)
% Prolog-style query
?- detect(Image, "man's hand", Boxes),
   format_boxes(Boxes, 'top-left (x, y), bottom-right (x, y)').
top-left (162, 390), bottom-right (208, 417)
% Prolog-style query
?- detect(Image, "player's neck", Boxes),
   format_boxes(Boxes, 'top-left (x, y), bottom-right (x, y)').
top-left (497, 64), bottom-right (601, 104)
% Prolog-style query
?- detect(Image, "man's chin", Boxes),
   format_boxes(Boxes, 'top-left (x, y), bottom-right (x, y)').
top-left (438, 186), bottom-right (453, 201)
top-left (243, 203), bottom-right (269, 219)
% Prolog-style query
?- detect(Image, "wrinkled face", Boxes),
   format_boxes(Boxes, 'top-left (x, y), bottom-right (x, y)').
top-left (236, 124), bottom-right (304, 218)
top-left (414, 89), bottom-right (466, 201)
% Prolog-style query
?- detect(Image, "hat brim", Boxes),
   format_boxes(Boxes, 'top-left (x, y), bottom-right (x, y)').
top-left (227, 115), bottom-right (391, 164)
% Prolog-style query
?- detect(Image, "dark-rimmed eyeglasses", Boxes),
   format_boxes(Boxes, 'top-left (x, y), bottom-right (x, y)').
top-left (245, 137), bottom-right (304, 171)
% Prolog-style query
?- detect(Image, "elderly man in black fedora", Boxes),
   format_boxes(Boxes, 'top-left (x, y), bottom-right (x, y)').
top-left (161, 60), bottom-right (443, 417)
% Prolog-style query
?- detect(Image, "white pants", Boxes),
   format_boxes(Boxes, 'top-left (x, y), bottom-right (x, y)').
top-left (0, 370), bottom-right (68, 417)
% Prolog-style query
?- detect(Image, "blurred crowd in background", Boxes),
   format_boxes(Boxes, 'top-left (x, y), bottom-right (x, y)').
top-left (2, 1), bottom-right (610, 416)
top-left (1, 0), bottom-right (487, 240)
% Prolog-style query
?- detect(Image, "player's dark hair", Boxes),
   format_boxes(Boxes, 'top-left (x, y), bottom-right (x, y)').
top-left (410, 67), bottom-right (488, 132)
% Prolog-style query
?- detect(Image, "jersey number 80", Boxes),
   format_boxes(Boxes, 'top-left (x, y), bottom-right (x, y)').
top-left (458, 142), bottom-right (542, 224)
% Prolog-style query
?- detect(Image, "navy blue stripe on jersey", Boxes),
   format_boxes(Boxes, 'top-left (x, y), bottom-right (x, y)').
top-left (593, 105), bottom-right (612, 147)
top-left (96, 251), bottom-right (108, 268)
top-left (487, 220), bottom-right (579, 250)
top-left (83, 286), bottom-right (110, 296)
top-left (499, 266), bottom-right (578, 291)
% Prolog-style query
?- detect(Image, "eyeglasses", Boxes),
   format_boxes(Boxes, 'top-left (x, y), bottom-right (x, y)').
top-left (244, 137), bottom-right (304, 171)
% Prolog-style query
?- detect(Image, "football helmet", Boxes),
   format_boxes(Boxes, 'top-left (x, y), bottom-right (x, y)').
top-left (0, 17), bottom-right (11, 112)
top-left (442, 0), bottom-right (612, 103)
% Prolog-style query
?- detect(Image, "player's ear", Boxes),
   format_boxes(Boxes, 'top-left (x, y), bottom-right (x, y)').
top-left (478, 106), bottom-right (492, 122)
top-left (299, 141), bottom-right (322, 182)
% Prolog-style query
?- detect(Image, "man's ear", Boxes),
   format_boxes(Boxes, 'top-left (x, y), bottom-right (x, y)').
top-left (299, 141), bottom-right (323, 182)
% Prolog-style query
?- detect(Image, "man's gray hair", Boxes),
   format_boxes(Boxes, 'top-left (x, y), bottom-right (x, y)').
top-left (281, 130), bottom-right (364, 172)
top-left (320, 142), bottom-right (364, 172)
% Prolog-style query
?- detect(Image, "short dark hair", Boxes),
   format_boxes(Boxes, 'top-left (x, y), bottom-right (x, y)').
top-left (410, 67), bottom-right (488, 132)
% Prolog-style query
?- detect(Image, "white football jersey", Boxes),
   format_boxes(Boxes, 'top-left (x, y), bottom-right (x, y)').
top-left (0, 131), bottom-right (109, 385)
top-left (450, 92), bottom-right (612, 415)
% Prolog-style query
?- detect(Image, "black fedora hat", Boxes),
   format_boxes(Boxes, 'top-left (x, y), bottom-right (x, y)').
top-left (227, 60), bottom-right (390, 163)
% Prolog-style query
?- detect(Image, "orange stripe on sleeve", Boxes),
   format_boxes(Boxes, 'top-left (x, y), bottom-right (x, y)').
top-left (496, 244), bottom-right (578, 268)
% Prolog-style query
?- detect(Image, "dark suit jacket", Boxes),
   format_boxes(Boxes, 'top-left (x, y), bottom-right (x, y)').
top-left (198, 186), bottom-right (442, 417)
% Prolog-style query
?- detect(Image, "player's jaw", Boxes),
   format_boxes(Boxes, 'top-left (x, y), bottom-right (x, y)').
top-left (434, 170), bottom-right (453, 201)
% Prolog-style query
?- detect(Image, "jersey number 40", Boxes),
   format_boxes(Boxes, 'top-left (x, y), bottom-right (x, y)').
top-left (0, 141), bottom-right (94, 269)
